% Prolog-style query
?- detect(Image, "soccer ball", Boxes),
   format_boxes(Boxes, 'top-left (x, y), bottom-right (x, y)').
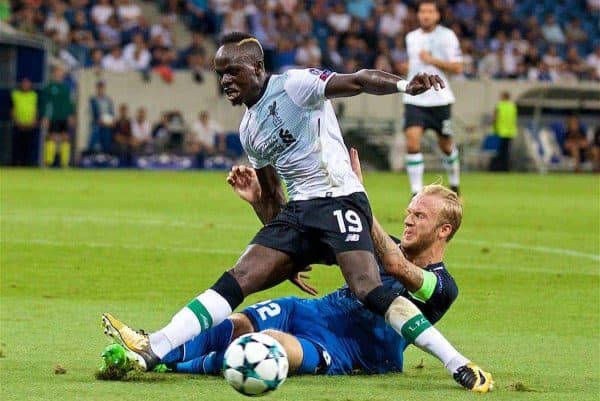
top-left (223, 333), bottom-right (289, 396)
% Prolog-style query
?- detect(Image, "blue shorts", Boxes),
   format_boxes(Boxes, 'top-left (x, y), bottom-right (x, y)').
top-left (241, 293), bottom-right (406, 375)
top-left (242, 297), bottom-right (355, 375)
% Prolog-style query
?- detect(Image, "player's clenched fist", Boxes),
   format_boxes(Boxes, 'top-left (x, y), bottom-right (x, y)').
top-left (227, 165), bottom-right (262, 204)
top-left (405, 72), bottom-right (445, 95)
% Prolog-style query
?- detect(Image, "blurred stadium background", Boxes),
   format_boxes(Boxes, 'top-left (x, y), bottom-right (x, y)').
top-left (1, 0), bottom-right (599, 172)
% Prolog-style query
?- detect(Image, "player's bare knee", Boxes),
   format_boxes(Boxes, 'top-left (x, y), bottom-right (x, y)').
top-left (230, 313), bottom-right (255, 339)
top-left (261, 330), bottom-right (303, 371)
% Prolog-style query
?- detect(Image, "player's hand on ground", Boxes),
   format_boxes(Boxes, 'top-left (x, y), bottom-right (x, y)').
top-left (349, 148), bottom-right (363, 184)
top-left (227, 165), bottom-right (261, 204)
top-left (289, 266), bottom-right (318, 296)
top-left (405, 72), bottom-right (445, 95)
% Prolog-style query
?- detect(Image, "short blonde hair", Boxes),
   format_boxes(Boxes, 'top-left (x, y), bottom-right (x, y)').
top-left (420, 184), bottom-right (463, 241)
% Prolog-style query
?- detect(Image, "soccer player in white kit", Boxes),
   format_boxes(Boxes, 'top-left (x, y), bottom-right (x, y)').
top-left (403, 0), bottom-right (464, 196)
top-left (101, 32), bottom-right (492, 392)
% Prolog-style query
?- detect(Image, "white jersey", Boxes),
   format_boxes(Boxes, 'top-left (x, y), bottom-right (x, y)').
top-left (403, 25), bottom-right (462, 107)
top-left (239, 68), bottom-right (364, 201)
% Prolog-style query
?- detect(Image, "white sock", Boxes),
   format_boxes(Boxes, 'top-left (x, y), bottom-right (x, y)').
top-left (149, 289), bottom-right (232, 358)
top-left (443, 147), bottom-right (460, 188)
top-left (405, 152), bottom-right (424, 194)
top-left (385, 296), bottom-right (468, 374)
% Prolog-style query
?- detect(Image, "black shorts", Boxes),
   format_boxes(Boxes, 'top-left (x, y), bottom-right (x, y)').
top-left (251, 192), bottom-right (374, 267)
top-left (404, 104), bottom-right (453, 136)
top-left (49, 120), bottom-right (68, 133)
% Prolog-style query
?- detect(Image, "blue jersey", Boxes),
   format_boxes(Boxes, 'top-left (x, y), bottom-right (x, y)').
top-left (243, 263), bottom-right (458, 375)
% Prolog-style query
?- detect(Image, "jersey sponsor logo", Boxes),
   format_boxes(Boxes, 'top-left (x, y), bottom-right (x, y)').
top-left (278, 128), bottom-right (296, 146)
top-left (345, 233), bottom-right (360, 242)
top-left (308, 68), bottom-right (333, 81)
top-left (267, 101), bottom-right (284, 128)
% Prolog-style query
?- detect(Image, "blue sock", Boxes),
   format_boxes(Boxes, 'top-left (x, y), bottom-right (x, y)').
top-left (175, 351), bottom-right (224, 374)
top-left (161, 318), bottom-right (234, 364)
top-left (296, 337), bottom-right (321, 374)
top-left (161, 345), bottom-right (184, 365)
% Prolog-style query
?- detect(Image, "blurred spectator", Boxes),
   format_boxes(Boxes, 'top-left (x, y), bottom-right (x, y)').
top-left (295, 36), bottom-right (321, 68)
top-left (188, 110), bottom-right (225, 166)
top-left (460, 40), bottom-right (476, 78)
top-left (478, 48), bottom-right (502, 79)
top-left (113, 103), bottom-right (134, 162)
top-left (152, 112), bottom-right (171, 150)
top-left (322, 35), bottom-right (344, 71)
top-left (454, 0), bottom-right (478, 21)
top-left (564, 47), bottom-right (589, 80)
top-left (586, 45), bottom-right (600, 80)
top-left (41, 66), bottom-right (73, 167)
top-left (528, 61), bottom-right (556, 82)
top-left (541, 14), bottom-right (566, 45)
top-left (102, 46), bottom-right (130, 72)
top-left (88, 80), bottom-right (114, 154)
top-left (563, 115), bottom-right (590, 172)
top-left (327, 2), bottom-right (351, 34)
top-left (565, 18), bottom-right (589, 45)
top-left (222, 0), bottom-right (249, 34)
top-left (250, 0), bottom-right (278, 69)
top-left (188, 49), bottom-right (208, 83)
top-left (523, 46), bottom-right (541, 70)
top-left (89, 48), bottom-right (105, 70)
top-left (98, 14), bottom-right (122, 49)
top-left (490, 91), bottom-right (517, 171)
top-left (178, 31), bottom-right (207, 68)
top-left (151, 14), bottom-right (175, 48)
top-left (117, 0), bottom-right (141, 30)
top-left (378, 1), bottom-right (402, 39)
top-left (186, 0), bottom-right (215, 34)
top-left (153, 47), bottom-right (176, 82)
top-left (131, 107), bottom-right (153, 153)
top-left (123, 32), bottom-right (151, 72)
top-left (91, 0), bottom-right (114, 26)
top-left (44, 1), bottom-right (70, 42)
top-left (542, 45), bottom-right (562, 71)
top-left (10, 78), bottom-right (38, 166)
top-left (13, 6), bottom-right (37, 34)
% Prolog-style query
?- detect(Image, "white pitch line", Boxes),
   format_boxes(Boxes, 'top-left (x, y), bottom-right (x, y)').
top-left (1, 238), bottom-right (240, 256)
top-left (2, 214), bottom-right (599, 263)
top-left (454, 239), bottom-right (600, 262)
top-left (2, 238), bottom-right (598, 276)
top-left (0, 214), bottom-right (258, 231)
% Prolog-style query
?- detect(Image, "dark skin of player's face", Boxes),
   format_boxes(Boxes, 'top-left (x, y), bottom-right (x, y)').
top-left (214, 45), bottom-right (267, 107)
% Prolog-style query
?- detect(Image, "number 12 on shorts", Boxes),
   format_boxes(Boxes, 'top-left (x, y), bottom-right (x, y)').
top-left (333, 209), bottom-right (363, 233)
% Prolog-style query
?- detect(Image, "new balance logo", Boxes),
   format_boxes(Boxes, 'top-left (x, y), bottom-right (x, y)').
top-left (345, 234), bottom-right (360, 242)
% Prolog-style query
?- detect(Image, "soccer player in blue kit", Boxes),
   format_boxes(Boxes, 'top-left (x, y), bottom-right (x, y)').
top-left (102, 32), bottom-right (491, 391)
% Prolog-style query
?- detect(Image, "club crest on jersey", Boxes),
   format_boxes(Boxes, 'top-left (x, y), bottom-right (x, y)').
top-left (268, 101), bottom-right (284, 128)
top-left (309, 68), bottom-right (333, 81)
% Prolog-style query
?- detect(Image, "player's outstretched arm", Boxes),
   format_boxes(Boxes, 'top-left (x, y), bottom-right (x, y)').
top-left (349, 148), bottom-right (424, 292)
top-left (324, 70), bottom-right (445, 99)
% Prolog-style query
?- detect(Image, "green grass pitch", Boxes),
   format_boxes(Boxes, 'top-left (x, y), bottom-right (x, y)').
top-left (1, 169), bottom-right (598, 401)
